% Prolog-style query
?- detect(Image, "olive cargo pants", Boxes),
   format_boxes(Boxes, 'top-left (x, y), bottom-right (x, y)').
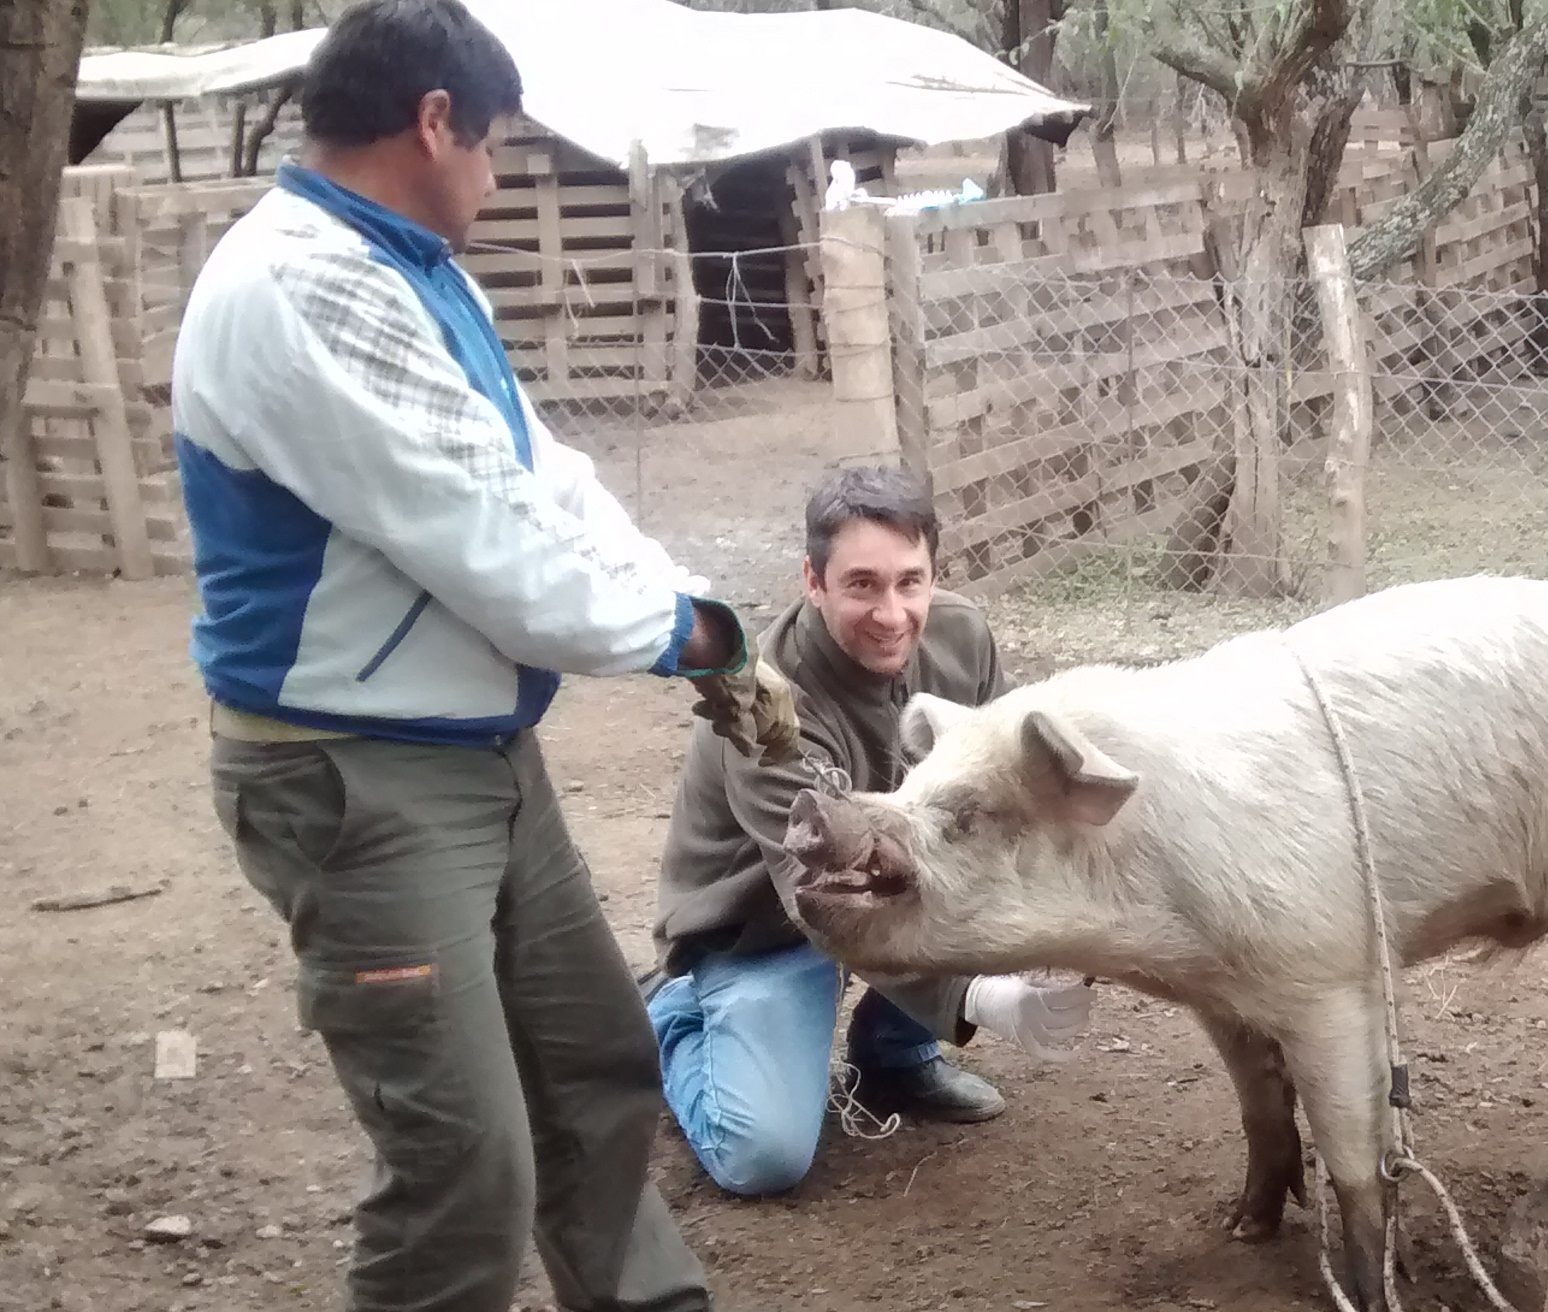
top-left (211, 730), bottom-right (712, 1312)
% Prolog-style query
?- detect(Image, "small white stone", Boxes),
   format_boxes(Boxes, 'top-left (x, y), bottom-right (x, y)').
top-left (144, 1215), bottom-right (192, 1242)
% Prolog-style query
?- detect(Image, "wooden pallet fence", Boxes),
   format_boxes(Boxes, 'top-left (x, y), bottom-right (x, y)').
top-left (85, 99), bottom-right (303, 184)
top-left (113, 176), bottom-right (275, 391)
top-left (783, 134), bottom-right (899, 378)
top-left (888, 180), bottom-right (1231, 594)
top-left (461, 129), bottom-right (697, 409)
top-left (6, 183), bottom-right (190, 578)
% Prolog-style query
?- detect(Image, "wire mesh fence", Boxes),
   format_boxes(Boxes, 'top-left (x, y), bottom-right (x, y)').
top-left (883, 237), bottom-right (1548, 651)
top-left (526, 229), bottom-right (1548, 666)
top-left (518, 239), bottom-right (866, 615)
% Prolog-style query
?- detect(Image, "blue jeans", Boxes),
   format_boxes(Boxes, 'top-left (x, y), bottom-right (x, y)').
top-left (647, 942), bottom-right (940, 1196)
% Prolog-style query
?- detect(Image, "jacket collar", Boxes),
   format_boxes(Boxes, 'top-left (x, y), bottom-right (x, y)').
top-left (277, 158), bottom-right (451, 272)
top-left (795, 600), bottom-right (918, 704)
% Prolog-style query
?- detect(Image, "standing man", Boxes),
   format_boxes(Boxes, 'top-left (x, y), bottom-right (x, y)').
top-left (644, 466), bottom-right (1094, 1197)
top-left (172, 3), bottom-right (796, 1310)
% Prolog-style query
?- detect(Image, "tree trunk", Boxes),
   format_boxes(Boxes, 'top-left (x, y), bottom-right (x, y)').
top-left (1173, 74), bottom-right (1189, 164)
top-left (1348, 8), bottom-right (1548, 282)
top-left (1213, 127), bottom-right (1312, 597)
top-left (242, 81), bottom-right (297, 177)
top-left (290, 0), bottom-right (307, 28)
top-left (1301, 57), bottom-right (1364, 226)
top-left (160, 0), bottom-right (187, 44)
top-left (1091, 0), bottom-right (1122, 187)
top-left (0, 0), bottom-right (90, 574)
top-left (1003, 0), bottom-right (1063, 196)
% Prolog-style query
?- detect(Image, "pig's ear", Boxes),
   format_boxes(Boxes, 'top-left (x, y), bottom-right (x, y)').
top-left (1021, 709), bottom-right (1138, 827)
top-left (900, 693), bottom-right (972, 760)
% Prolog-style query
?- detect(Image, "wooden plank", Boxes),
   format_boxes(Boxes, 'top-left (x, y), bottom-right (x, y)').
top-left (925, 310), bottom-right (1229, 373)
top-left (469, 214), bottom-right (636, 244)
top-left (948, 498), bottom-right (1190, 599)
top-left (30, 430), bottom-right (167, 474)
top-left (665, 178), bottom-right (701, 408)
top-left (464, 251), bottom-right (637, 281)
top-left (913, 179), bottom-right (1205, 237)
top-left (946, 437), bottom-right (1215, 540)
top-left (36, 468), bottom-right (176, 505)
top-left (31, 503), bottom-right (185, 543)
top-left (885, 214), bottom-right (930, 480)
top-left (482, 183), bottom-right (631, 211)
top-left (929, 384), bottom-right (1228, 493)
top-left (59, 198), bottom-right (156, 581)
top-left (0, 537), bottom-right (190, 576)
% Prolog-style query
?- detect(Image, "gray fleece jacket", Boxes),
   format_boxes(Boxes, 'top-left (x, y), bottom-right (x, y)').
top-left (651, 589), bottom-right (1007, 1044)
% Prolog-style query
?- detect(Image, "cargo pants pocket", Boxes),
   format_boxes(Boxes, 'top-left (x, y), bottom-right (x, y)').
top-left (210, 742), bottom-right (351, 926)
top-left (298, 959), bottom-right (483, 1183)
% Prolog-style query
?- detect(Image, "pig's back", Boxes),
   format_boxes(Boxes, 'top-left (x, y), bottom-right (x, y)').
top-left (1039, 576), bottom-right (1548, 974)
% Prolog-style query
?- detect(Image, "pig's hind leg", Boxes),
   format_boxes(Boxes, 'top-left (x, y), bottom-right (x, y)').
top-left (1279, 985), bottom-right (1394, 1312)
top-left (1196, 1009), bottom-right (1306, 1241)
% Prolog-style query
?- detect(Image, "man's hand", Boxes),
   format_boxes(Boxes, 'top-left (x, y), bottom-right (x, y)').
top-left (678, 603), bottom-right (801, 765)
top-left (963, 974), bottom-right (1094, 1062)
top-left (690, 651), bottom-right (802, 766)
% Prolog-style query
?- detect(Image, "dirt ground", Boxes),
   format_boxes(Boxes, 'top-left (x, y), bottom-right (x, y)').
top-left (9, 549), bottom-right (1548, 1312)
top-left (9, 126), bottom-right (1548, 1312)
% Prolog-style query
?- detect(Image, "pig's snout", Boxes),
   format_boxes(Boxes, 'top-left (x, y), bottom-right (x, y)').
top-left (785, 791), bottom-right (917, 903)
top-left (786, 789), bottom-right (874, 878)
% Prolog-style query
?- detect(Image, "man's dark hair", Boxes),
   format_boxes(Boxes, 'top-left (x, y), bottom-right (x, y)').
top-left (300, 0), bottom-right (523, 149)
top-left (805, 466), bottom-right (939, 580)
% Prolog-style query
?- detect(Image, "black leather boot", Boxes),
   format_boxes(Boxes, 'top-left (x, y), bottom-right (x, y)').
top-left (846, 1054), bottom-right (1006, 1124)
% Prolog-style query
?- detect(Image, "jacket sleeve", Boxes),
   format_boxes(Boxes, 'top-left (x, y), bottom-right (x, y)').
top-left (719, 722), bottom-right (974, 1046)
top-left (183, 247), bottom-right (705, 679)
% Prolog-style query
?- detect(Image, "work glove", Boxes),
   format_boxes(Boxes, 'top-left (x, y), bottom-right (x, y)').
top-left (688, 628), bottom-right (802, 766)
top-left (963, 974), bottom-right (1094, 1062)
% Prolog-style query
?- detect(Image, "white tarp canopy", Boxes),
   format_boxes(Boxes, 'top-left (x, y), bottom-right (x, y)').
top-left (75, 0), bottom-right (1089, 169)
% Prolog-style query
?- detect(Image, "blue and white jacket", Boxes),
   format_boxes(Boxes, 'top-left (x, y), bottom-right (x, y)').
top-left (172, 161), bottom-right (705, 746)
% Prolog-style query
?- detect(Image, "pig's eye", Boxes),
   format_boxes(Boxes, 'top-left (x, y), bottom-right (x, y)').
top-left (941, 800), bottom-right (980, 838)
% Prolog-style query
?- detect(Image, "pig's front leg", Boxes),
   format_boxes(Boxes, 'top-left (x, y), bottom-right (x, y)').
top-left (1195, 1009), bottom-right (1305, 1241)
top-left (1280, 986), bottom-right (1394, 1312)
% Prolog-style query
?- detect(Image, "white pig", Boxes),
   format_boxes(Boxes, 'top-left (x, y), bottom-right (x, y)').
top-left (784, 574), bottom-right (1548, 1312)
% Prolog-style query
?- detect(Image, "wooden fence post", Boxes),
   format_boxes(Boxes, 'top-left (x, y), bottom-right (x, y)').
top-left (1304, 223), bottom-right (1372, 607)
top-left (59, 196), bottom-right (155, 581)
top-left (819, 203), bottom-right (899, 466)
top-left (884, 212), bottom-right (928, 484)
top-left (3, 398), bottom-right (52, 573)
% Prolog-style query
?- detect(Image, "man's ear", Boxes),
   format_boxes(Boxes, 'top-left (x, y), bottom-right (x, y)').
top-left (802, 556), bottom-right (823, 606)
top-left (415, 89), bottom-right (455, 154)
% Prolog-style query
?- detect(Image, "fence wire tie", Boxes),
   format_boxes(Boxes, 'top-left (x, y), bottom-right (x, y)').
top-left (570, 258), bottom-right (595, 309)
top-left (722, 250), bottom-right (776, 349)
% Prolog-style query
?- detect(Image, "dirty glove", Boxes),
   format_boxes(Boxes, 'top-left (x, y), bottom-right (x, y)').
top-left (688, 629), bottom-right (802, 766)
top-left (963, 974), bottom-right (1094, 1062)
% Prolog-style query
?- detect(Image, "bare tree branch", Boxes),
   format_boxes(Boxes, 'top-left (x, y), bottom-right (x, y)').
top-left (1150, 13), bottom-right (1242, 104)
top-left (1348, 5), bottom-right (1548, 281)
top-left (1250, 0), bottom-right (1354, 121)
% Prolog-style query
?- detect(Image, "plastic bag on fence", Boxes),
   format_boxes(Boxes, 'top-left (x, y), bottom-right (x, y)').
top-left (885, 177), bottom-right (986, 216)
top-left (822, 160), bottom-right (986, 215)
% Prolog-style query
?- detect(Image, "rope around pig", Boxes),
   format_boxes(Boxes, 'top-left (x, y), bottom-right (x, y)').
top-left (1288, 642), bottom-right (1522, 1312)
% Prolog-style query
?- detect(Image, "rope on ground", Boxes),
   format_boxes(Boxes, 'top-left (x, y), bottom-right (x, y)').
top-left (1290, 640), bottom-right (1524, 1312)
top-left (826, 1059), bottom-right (901, 1141)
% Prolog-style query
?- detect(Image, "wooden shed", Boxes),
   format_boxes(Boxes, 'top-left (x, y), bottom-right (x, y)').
top-left (70, 0), bottom-right (1088, 412)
